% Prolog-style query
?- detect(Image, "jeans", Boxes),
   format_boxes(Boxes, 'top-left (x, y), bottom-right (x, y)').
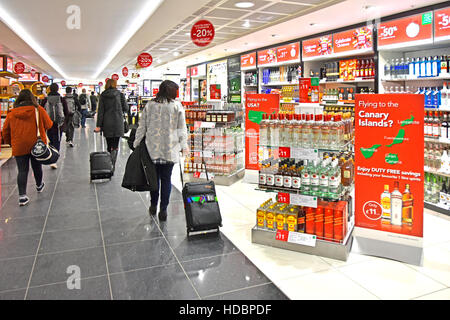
top-left (150, 163), bottom-right (175, 212)
top-left (81, 109), bottom-right (88, 128)
top-left (15, 154), bottom-right (43, 196)
top-left (65, 114), bottom-right (74, 142)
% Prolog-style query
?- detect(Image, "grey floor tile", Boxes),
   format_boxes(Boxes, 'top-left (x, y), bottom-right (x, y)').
top-left (166, 232), bottom-right (238, 263)
top-left (97, 192), bottom-right (144, 211)
top-left (0, 288), bottom-right (26, 300)
top-left (45, 209), bottom-right (99, 232)
top-left (110, 264), bottom-right (198, 300)
top-left (0, 197), bottom-right (51, 219)
top-left (106, 238), bottom-right (177, 274)
top-left (204, 283), bottom-right (289, 300)
top-left (99, 205), bottom-right (148, 222)
top-left (38, 226), bottom-right (102, 254)
top-left (50, 195), bottom-right (98, 215)
top-left (26, 275), bottom-right (111, 300)
top-left (30, 247), bottom-right (107, 287)
top-left (101, 215), bottom-right (162, 246)
top-left (0, 256), bottom-right (34, 291)
top-left (182, 252), bottom-right (272, 298)
top-left (0, 233), bottom-right (41, 260)
top-left (0, 215), bottom-right (45, 238)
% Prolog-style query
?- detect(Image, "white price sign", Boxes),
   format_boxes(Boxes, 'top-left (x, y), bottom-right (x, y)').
top-left (288, 231), bottom-right (317, 247)
top-left (291, 148), bottom-right (320, 161)
top-left (202, 150), bottom-right (213, 158)
top-left (290, 193), bottom-right (318, 208)
top-left (201, 122), bottom-right (216, 128)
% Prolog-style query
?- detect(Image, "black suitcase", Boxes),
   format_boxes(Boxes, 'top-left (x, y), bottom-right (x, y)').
top-left (180, 162), bottom-right (222, 237)
top-left (90, 132), bottom-right (113, 182)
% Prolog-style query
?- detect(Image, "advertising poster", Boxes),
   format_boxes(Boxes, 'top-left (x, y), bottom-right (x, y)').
top-left (302, 35), bottom-right (333, 60)
top-left (257, 48), bottom-right (277, 66)
top-left (354, 94), bottom-right (424, 263)
top-left (276, 42), bottom-right (300, 63)
top-left (434, 7), bottom-right (450, 42)
top-left (241, 52), bottom-right (256, 69)
top-left (245, 94), bottom-right (279, 170)
top-left (333, 27), bottom-right (373, 53)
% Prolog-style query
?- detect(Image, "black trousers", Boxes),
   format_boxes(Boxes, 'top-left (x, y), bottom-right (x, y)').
top-left (105, 137), bottom-right (120, 153)
top-left (150, 163), bottom-right (175, 211)
top-left (15, 154), bottom-right (43, 196)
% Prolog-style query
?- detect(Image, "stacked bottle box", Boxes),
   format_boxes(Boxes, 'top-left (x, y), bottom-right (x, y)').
top-left (425, 141), bottom-right (450, 174)
top-left (425, 173), bottom-right (450, 210)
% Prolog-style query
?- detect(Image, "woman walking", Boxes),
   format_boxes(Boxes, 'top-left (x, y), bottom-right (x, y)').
top-left (94, 79), bottom-right (128, 173)
top-left (1, 89), bottom-right (53, 206)
top-left (133, 80), bottom-right (188, 221)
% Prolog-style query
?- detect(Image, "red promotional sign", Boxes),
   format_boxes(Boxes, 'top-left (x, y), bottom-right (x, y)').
top-left (378, 12), bottom-right (433, 48)
top-left (98, 82), bottom-right (103, 87)
top-left (210, 84), bottom-right (221, 100)
top-left (245, 94), bottom-right (280, 170)
top-left (122, 67), bottom-right (129, 77)
top-left (258, 48), bottom-right (277, 66)
top-left (191, 66), bottom-right (198, 77)
top-left (153, 88), bottom-right (159, 96)
top-left (78, 83), bottom-right (83, 88)
top-left (302, 35), bottom-right (333, 59)
top-left (333, 27), bottom-right (373, 53)
top-left (241, 52), bottom-right (256, 69)
top-left (277, 192), bottom-right (290, 204)
top-left (355, 94), bottom-right (424, 238)
top-left (112, 74), bottom-right (119, 81)
top-left (278, 147), bottom-right (291, 158)
top-left (61, 80), bottom-right (66, 86)
top-left (30, 69), bottom-right (36, 77)
top-left (42, 75), bottom-right (49, 82)
top-left (137, 53), bottom-right (153, 68)
top-left (277, 42), bottom-right (300, 63)
top-left (191, 20), bottom-right (215, 47)
top-left (6, 57), bottom-right (13, 73)
top-left (434, 7), bottom-right (450, 41)
top-left (275, 230), bottom-right (289, 242)
top-left (14, 62), bottom-right (25, 74)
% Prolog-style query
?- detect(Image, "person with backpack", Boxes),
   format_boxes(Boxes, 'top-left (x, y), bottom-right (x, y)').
top-left (64, 86), bottom-right (81, 147)
top-left (94, 79), bottom-right (128, 174)
top-left (79, 88), bottom-right (91, 128)
top-left (90, 91), bottom-right (98, 114)
top-left (41, 83), bottom-right (69, 169)
top-left (1, 89), bottom-right (53, 206)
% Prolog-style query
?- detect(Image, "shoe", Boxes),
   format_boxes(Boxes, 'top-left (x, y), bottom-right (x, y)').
top-left (36, 182), bottom-right (45, 193)
top-left (19, 196), bottom-right (30, 206)
top-left (158, 209), bottom-right (167, 221)
top-left (50, 163), bottom-right (58, 169)
top-left (149, 205), bottom-right (157, 216)
top-left (69, 141), bottom-right (74, 147)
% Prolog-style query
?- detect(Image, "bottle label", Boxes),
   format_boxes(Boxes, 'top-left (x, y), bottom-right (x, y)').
top-left (283, 176), bottom-right (292, 188)
top-left (292, 177), bottom-right (301, 189)
top-left (259, 173), bottom-right (266, 185)
top-left (266, 174), bottom-right (275, 186)
top-left (329, 176), bottom-right (340, 187)
top-left (344, 170), bottom-right (351, 179)
top-left (441, 127), bottom-right (448, 139)
top-left (311, 174), bottom-right (319, 186)
top-left (275, 175), bottom-right (284, 187)
top-left (433, 125), bottom-right (440, 137)
top-left (320, 175), bottom-right (328, 187)
top-left (301, 173), bottom-right (310, 185)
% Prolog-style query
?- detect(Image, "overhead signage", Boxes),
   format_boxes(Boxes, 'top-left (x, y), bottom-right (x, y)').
top-left (14, 62), bottom-right (25, 74)
top-left (0, 57), bottom-right (3, 72)
top-left (42, 75), bottom-right (49, 83)
top-left (112, 74), bottom-right (119, 81)
top-left (137, 53), bottom-right (153, 68)
top-left (191, 20), bottom-right (215, 47)
top-left (333, 26), bottom-right (373, 53)
top-left (302, 35), bottom-right (333, 59)
top-left (122, 67), bottom-right (129, 77)
top-left (434, 7), bottom-right (450, 42)
top-left (354, 93), bottom-right (424, 265)
top-left (98, 82), bottom-right (103, 86)
top-left (61, 80), bottom-right (66, 86)
top-left (6, 57), bottom-right (13, 73)
top-left (18, 73), bottom-right (39, 82)
top-left (30, 69), bottom-right (36, 77)
top-left (378, 12), bottom-right (433, 49)
top-left (241, 52), bottom-right (256, 69)
top-left (78, 83), bottom-right (83, 88)
top-left (258, 48), bottom-right (277, 66)
top-left (276, 42), bottom-right (300, 63)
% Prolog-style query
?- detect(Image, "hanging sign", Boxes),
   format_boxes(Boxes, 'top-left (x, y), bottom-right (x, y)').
top-left (61, 80), bottom-right (66, 86)
top-left (42, 75), bottom-right (49, 83)
top-left (78, 83), bottom-right (83, 88)
top-left (191, 20), bottom-right (215, 47)
top-left (354, 94), bottom-right (424, 266)
top-left (434, 7), bottom-right (450, 41)
top-left (14, 62), bottom-right (25, 74)
top-left (137, 53), bottom-right (153, 68)
top-left (30, 69), bottom-right (36, 77)
top-left (257, 48), bottom-right (277, 66)
top-left (112, 74), bottom-right (119, 81)
top-left (98, 82), bottom-right (103, 87)
top-left (378, 12), bottom-right (433, 49)
top-left (6, 57), bottom-right (13, 73)
top-left (333, 26), bottom-right (373, 53)
top-left (276, 42), bottom-right (300, 63)
top-left (241, 52), bottom-right (257, 69)
top-left (302, 35), bottom-right (333, 60)
top-left (122, 67), bottom-right (129, 77)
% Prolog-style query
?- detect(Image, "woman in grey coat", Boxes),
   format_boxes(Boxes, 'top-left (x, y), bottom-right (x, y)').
top-left (95, 79), bottom-right (128, 172)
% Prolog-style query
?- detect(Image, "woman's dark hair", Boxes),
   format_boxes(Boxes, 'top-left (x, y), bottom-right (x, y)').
top-left (49, 83), bottom-right (59, 93)
top-left (14, 89), bottom-right (40, 108)
top-left (154, 80), bottom-right (179, 103)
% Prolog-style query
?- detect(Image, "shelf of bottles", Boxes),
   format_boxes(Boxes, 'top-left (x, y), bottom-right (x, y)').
top-left (183, 103), bottom-right (245, 182)
top-left (260, 64), bottom-right (301, 91)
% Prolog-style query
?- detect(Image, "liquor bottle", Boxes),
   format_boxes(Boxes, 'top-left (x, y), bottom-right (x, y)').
top-left (442, 113), bottom-right (449, 140)
top-left (266, 161), bottom-right (276, 187)
top-left (259, 114), bottom-right (268, 146)
top-left (283, 160), bottom-right (294, 189)
top-left (408, 57), bottom-right (414, 78)
top-left (275, 160), bottom-right (285, 188)
top-left (442, 82), bottom-right (448, 108)
top-left (328, 159), bottom-right (341, 200)
top-left (292, 161), bottom-right (302, 190)
top-left (320, 114), bottom-right (330, 148)
top-left (399, 58), bottom-right (405, 79)
top-left (270, 114), bottom-right (279, 147)
top-left (381, 185), bottom-right (391, 224)
top-left (310, 160), bottom-right (320, 197)
top-left (312, 114), bottom-right (322, 147)
top-left (402, 184), bottom-right (414, 226)
top-left (390, 181), bottom-right (402, 226)
top-left (426, 56), bottom-right (432, 77)
top-left (440, 178), bottom-right (448, 207)
top-left (301, 159), bottom-right (311, 195)
top-left (302, 114), bottom-right (313, 148)
top-left (432, 56), bottom-right (440, 77)
top-left (259, 161), bottom-right (268, 187)
top-left (319, 159), bottom-right (330, 198)
top-left (440, 149), bottom-right (450, 174)
top-left (433, 111), bottom-right (440, 138)
top-left (286, 114), bottom-right (294, 147)
top-left (420, 57), bottom-right (426, 78)
top-left (278, 114), bottom-right (287, 147)
top-left (414, 57), bottom-right (420, 77)
top-left (293, 114), bottom-right (302, 148)
top-left (342, 154), bottom-right (353, 187)
top-left (432, 175), bottom-right (440, 204)
top-left (442, 55), bottom-right (449, 75)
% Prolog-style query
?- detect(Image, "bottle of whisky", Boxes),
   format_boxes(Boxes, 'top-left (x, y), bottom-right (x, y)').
top-left (390, 181), bottom-right (403, 226)
top-left (381, 185), bottom-right (391, 224)
top-left (402, 184), bottom-right (414, 226)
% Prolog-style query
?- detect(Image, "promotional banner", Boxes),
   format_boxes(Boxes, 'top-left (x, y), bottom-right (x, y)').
top-left (137, 53), bottom-right (153, 68)
top-left (276, 42), bottom-right (300, 63)
top-left (257, 48), bottom-right (277, 66)
top-left (333, 26), bottom-right (373, 53)
top-left (302, 35), bottom-right (333, 59)
top-left (434, 7), bottom-right (450, 41)
top-left (245, 94), bottom-right (279, 170)
top-left (241, 52), bottom-right (256, 69)
top-left (14, 62), bottom-right (25, 74)
top-left (191, 20), bottom-right (215, 47)
top-left (378, 12), bottom-right (433, 48)
top-left (354, 94), bottom-right (424, 265)
top-left (61, 80), bottom-right (66, 86)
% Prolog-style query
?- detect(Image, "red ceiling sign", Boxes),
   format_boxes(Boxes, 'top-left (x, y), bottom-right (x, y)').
top-left (14, 62), bottom-right (25, 74)
top-left (78, 83), bottom-right (83, 88)
top-left (302, 35), bottom-right (333, 59)
top-left (122, 67), bottom-right (129, 77)
top-left (241, 52), bottom-right (256, 69)
top-left (137, 53), bottom-right (153, 68)
top-left (112, 74), bottom-right (119, 81)
top-left (378, 12), bottom-right (433, 48)
top-left (276, 42), bottom-right (300, 63)
top-left (98, 82), bottom-right (103, 86)
top-left (333, 27), bottom-right (373, 53)
top-left (257, 48), bottom-right (277, 66)
top-left (434, 7), bottom-right (450, 41)
top-left (42, 75), bottom-right (49, 82)
top-left (30, 69), bottom-right (36, 77)
top-left (191, 20), bottom-right (215, 47)
top-left (6, 57), bottom-right (13, 73)
top-left (61, 80), bottom-right (66, 86)
top-left (191, 66), bottom-right (198, 77)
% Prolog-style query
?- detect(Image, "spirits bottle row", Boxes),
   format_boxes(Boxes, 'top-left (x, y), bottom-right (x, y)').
top-left (262, 65), bottom-right (300, 84)
top-left (384, 55), bottom-right (450, 79)
top-left (380, 181), bottom-right (414, 226)
top-left (424, 143), bottom-right (450, 174)
top-left (425, 112), bottom-right (450, 140)
top-left (316, 58), bottom-right (375, 81)
top-left (258, 153), bottom-right (354, 200)
top-left (259, 112), bottom-right (354, 149)
top-left (384, 85), bottom-right (450, 110)
top-left (425, 173), bottom-right (450, 209)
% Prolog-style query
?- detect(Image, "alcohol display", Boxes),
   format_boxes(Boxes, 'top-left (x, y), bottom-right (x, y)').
top-left (383, 55), bottom-right (450, 80)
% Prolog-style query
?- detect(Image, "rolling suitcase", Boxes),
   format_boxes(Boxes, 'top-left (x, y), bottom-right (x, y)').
top-left (180, 160), bottom-right (222, 237)
top-left (90, 132), bottom-right (113, 182)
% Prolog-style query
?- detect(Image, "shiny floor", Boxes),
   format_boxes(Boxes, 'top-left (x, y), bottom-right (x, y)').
top-left (0, 119), bottom-right (287, 300)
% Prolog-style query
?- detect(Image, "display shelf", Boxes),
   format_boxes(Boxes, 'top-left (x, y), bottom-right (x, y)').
top-left (184, 168), bottom-right (245, 186)
top-left (424, 201), bottom-right (450, 216)
top-left (382, 75), bottom-right (450, 82)
top-left (251, 225), bottom-right (353, 261)
top-left (424, 137), bottom-right (450, 144)
top-left (425, 107), bottom-right (450, 112)
top-left (424, 169), bottom-right (450, 178)
top-left (280, 100), bottom-right (299, 104)
top-left (319, 78), bottom-right (375, 84)
top-left (302, 48), bottom-right (374, 62)
top-left (258, 60), bottom-right (301, 68)
top-left (258, 142), bottom-right (352, 154)
top-left (261, 82), bottom-right (298, 86)
top-left (320, 102), bottom-right (355, 107)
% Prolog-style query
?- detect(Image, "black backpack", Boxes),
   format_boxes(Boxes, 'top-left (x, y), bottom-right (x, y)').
top-left (79, 94), bottom-right (87, 106)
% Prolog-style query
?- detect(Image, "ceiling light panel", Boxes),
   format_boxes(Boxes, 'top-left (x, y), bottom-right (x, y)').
top-left (261, 3), bottom-right (306, 14)
top-left (220, 0), bottom-right (268, 11)
top-left (207, 8), bottom-right (250, 19)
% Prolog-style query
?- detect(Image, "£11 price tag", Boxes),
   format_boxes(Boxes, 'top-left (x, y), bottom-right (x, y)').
top-left (278, 147), bottom-right (291, 158)
top-left (277, 192), bottom-right (290, 204)
top-left (275, 230), bottom-right (289, 242)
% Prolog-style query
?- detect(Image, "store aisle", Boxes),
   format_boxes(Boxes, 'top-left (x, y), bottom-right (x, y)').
top-left (0, 119), bottom-right (288, 300)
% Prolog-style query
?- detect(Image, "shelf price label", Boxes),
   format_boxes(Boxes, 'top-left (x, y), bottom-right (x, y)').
top-left (278, 147), bottom-right (291, 158)
top-left (288, 232), bottom-right (317, 247)
top-left (277, 192), bottom-right (290, 204)
top-left (290, 147), bottom-right (319, 161)
top-left (290, 194), bottom-right (318, 208)
top-left (275, 230), bottom-right (289, 242)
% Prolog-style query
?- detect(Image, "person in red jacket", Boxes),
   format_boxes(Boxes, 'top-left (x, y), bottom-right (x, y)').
top-left (1, 89), bottom-right (53, 206)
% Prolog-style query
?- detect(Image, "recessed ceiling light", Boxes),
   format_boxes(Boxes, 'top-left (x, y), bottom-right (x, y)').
top-left (185, 32), bottom-right (190, 35)
top-left (242, 20), bottom-right (251, 28)
top-left (173, 51), bottom-right (180, 56)
top-left (364, 5), bottom-right (376, 10)
top-left (160, 48), bottom-right (169, 51)
top-left (309, 23), bottom-right (317, 26)
top-left (271, 34), bottom-right (279, 38)
top-left (235, 2), bottom-right (254, 8)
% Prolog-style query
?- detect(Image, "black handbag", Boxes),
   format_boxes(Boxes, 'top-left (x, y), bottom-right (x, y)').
top-left (31, 108), bottom-right (60, 165)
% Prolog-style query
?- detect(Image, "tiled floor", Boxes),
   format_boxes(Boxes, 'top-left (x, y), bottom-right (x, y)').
top-left (0, 119), bottom-right (287, 300)
top-left (1, 118), bottom-right (450, 300)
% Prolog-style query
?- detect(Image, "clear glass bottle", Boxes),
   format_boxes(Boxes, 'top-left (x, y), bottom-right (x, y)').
top-left (390, 181), bottom-right (403, 225)
top-left (312, 114), bottom-right (322, 147)
top-left (300, 159), bottom-right (311, 195)
top-left (302, 114), bottom-right (313, 149)
top-left (320, 114), bottom-right (331, 148)
top-left (270, 114), bottom-right (279, 147)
